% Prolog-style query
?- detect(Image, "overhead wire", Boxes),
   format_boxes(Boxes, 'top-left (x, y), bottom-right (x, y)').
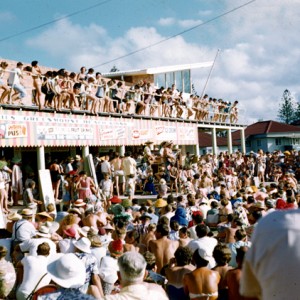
top-left (0, 0), bottom-right (113, 43)
top-left (92, 0), bottom-right (256, 68)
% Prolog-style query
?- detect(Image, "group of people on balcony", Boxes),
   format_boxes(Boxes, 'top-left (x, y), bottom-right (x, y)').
top-left (0, 61), bottom-right (239, 123)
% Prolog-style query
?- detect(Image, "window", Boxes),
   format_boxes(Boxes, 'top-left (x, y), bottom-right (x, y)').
top-left (183, 70), bottom-right (191, 93)
top-left (154, 74), bottom-right (165, 88)
top-left (175, 71), bottom-right (183, 92)
top-left (246, 140), bottom-right (251, 147)
top-left (275, 138), bottom-right (281, 146)
top-left (257, 139), bottom-right (261, 147)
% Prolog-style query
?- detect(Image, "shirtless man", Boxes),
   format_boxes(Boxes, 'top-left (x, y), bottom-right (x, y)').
top-left (82, 209), bottom-right (106, 232)
top-left (110, 153), bottom-right (124, 196)
top-left (149, 223), bottom-right (179, 273)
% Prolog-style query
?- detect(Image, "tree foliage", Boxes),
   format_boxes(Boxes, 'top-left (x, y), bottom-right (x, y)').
top-left (277, 89), bottom-right (296, 124)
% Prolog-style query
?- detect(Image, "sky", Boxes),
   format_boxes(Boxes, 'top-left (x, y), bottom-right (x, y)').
top-left (1, 0), bottom-right (300, 125)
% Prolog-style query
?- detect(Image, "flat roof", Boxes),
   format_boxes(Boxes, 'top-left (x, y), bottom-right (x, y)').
top-left (102, 61), bottom-right (214, 77)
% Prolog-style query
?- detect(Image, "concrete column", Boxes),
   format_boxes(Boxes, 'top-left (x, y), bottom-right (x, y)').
top-left (212, 127), bottom-right (218, 155)
top-left (227, 128), bottom-right (233, 154)
top-left (37, 146), bottom-right (45, 170)
top-left (240, 128), bottom-right (246, 154)
top-left (119, 145), bottom-right (125, 156)
top-left (194, 144), bottom-right (200, 156)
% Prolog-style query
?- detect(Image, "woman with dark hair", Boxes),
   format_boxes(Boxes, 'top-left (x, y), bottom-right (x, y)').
top-left (183, 249), bottom-right (220, 300)
top-left (49, 159), bottom-right (62, 202)
top-left (30, 60), bottom-right (43, 110)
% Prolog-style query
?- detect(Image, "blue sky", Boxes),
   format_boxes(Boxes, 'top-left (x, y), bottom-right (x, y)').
top-left (1, 0), bottom-right (300, 124)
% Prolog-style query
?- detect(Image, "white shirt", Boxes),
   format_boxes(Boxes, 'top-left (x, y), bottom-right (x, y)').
top-left (17, 256), bottom-right (51, 298)
top-left (8, 67), bottom-right (22, 85)
top-left (240, 210), bottom-right (300, 300)
top-left (187, 236), bottom-right (218, 269)
top-left (122, 157), bottom-right (136, 176)
top-left (19, 238), bottom-right (57, 257)
top-left (12, 219), bottom-right (36, 242)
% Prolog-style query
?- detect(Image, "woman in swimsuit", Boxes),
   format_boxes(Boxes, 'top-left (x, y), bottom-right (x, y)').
top-left (31, 61), bottom-right (43, 110)
top-left (183, 249), bottom-right (220, 300)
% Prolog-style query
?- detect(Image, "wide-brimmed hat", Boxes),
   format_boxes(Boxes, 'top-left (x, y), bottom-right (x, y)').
top-left (73, 199), bottom-right (86, 207)
top-left (78, 226), bottom-right (90, 237)
top-left (21, 208), bottom-right (33, 216)
top-left (155, 198), bottom-right (168, 208)
top-left (11, 157), bottom-right (22, 164)
top-left (47, 253), bottom-right (86, 288)
top-left (36, 226), bottom-right (51, 238)
top-left (63, 227), bottom-right (77, 238)
top-left (110, 196), bottom-right (122, 204)
top-left (165, 141), bottom-right (174, 147)
top-left (89, 235), bottom-right (102, 248)
top-left (144, 140), bottom-right (153, 144)
top-left (37, 212), bottom-right (53, 221)
top-left (73, 237), bottom-right (91, 254)
top-left (67, 156), bottom-right (74, 162)
top-left (44, 221), bottom-right (60, 234)
top-left (7, 212), bottom-right (22, 221)
top-left (140, 212), bottom-right (152, 220)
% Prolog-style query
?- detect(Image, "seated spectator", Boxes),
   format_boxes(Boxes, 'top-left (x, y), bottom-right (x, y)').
top-left (183, 248), bottom-right (220, 300)
top-left (164, 247), bottom-right (195, 300)
top-left (104, 251), bottom-right (168, 299)
top-left (0, 246), bottom-right (16, 299)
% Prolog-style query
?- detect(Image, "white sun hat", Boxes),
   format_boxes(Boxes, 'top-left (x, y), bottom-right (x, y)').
top-left (47, 253), bottom-right (86, 288)
top-left (73, 237), bottom-right (91, 254)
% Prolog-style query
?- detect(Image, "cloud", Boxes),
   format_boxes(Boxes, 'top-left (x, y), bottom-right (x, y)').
top-left (25, 0), bottom-right (300, 125)
top-left (158, 17), bottom-right (175, 26)
top-left (178, 19), bottom-right (202, 28)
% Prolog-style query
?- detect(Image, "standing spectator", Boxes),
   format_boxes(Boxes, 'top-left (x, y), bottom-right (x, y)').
top-left (0, 61), bottom-right (10, 103)
top-left (122, 151), bottom-right (137, 197)
top-left (49, 159), bottom-right (62, 202)
top-left (11, 157), bottom-right (23, 206)
top-left (76, 171), bottom-right (95, 201)
top-left (7, 62), bottom-right (27, 104)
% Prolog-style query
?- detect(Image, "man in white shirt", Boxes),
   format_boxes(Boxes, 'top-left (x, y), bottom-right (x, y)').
top-left (121, 151), bottom-right (136, 195)
top-left (187, 224), bottom-right (218, 269)
top-left (8, 62), bottom-right (27, 104)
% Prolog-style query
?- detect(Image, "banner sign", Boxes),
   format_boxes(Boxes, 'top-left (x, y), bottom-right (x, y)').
top-left (0, 110), bottom-right (198, 147)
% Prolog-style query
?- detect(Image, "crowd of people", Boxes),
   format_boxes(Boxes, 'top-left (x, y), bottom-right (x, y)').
top-left (0, 61), bottom-right (239, 122)
top-left (0, 142), bottom-right (300, 299)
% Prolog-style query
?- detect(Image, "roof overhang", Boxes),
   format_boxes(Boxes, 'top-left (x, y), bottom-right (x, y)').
top-left (102, 61), bottom-right (214, 77)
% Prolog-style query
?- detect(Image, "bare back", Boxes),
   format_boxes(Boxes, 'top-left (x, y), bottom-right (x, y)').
top-left (149, 237), bottom-right (179, 273)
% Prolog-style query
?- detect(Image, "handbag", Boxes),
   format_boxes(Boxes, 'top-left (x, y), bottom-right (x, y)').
top-left (25, 273), bottom-right (48, 300)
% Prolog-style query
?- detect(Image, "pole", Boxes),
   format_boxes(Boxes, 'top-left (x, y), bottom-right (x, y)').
top-left (199, 49), bottom-right (220, 99)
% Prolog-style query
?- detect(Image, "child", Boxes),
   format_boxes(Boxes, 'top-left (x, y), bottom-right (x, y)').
top-left (143, 170), bottom-right (157, 195)
top-left (157, 178), bottom-right (168, 198)
top-left (127, 174), bottom-right (136, 200)
top-left (99, 173), bottom-right (113, 207)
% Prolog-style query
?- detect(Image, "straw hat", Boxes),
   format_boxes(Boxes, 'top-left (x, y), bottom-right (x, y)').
top-left (7, 212), bottom-right (22, 221)
top-left (155, 198), bottom-right (168, 208)
top-left (47, 253), bottom-right (86, 288)
top-left (68, 208), bottom-right (82, 215)
top-left (73, 199), bottom-right (86, 207)
top-left (73, 237), bottom-right (91, 254)
top-left (90, 235), bottom-right (102, 248)
top-left (77, 226), bottom-right (90, 238)
top-left (37, 212), bottom-right (53, 221)
top-left (20, 208), bottom-right (33, 216)
top-left (144, 140), bottom-right (153, 145)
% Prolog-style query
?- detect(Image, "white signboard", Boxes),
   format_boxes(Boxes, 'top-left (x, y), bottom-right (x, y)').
top-left (38, 169), bottom-right (56, 214)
